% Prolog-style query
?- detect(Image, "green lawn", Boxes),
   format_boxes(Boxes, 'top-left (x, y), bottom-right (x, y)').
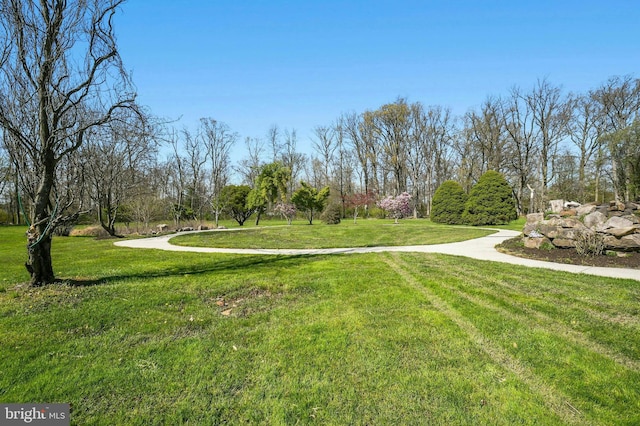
top-left (1, 224), bottom-right (639, 425)
top-left (170, 219), bottom-right (494, 249)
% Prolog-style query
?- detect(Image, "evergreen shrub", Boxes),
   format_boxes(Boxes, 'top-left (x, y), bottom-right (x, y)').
top-left (431, 180), bottom-right (468, 224)
top-left (462, 170), bottom-right (517, 225)
top-left (321, 203), bottom-right (342, 225)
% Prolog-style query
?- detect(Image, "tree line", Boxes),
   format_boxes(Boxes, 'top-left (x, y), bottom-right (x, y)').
top-left (2, 76), bottom-right (640, 232)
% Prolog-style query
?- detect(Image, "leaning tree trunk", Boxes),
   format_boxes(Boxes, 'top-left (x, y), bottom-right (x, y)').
top-left (25, 154), bottom-right (57, 286)
top-left (26, 227), bottom-right (55, 286)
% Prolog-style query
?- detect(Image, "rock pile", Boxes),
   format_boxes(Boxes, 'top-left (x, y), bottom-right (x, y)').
top-left (523, 201), bottom-right (640, 252)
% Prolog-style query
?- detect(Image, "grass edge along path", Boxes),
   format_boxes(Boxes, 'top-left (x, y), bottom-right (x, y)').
top-left (169, 220), bottom-right (495, 250)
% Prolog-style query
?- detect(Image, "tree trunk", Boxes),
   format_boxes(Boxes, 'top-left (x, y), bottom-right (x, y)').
top-left (25, 148), bottom-right (57, 285)
top-left (26, 226), bottom-right (55, 286)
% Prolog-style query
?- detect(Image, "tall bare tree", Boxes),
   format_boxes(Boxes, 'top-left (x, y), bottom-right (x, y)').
top-left (235, 136), bottom-right (265, 186)
top-left (365, 98), bottom-right (411, 195)
top-left (280, 128), bottom-right (306, 198)
top-left (266, 124), bottom-right (281, 162)
top-left (311, 125), bottom-right (336, 186)
top-left (422, 104), bottom-right (455, 215)
top-left (199, 118), bottom-right (237, 227)
top-left (406, 102), bottom-right (427, 217)
top-left (82, 112), bottom-right (156, 236)
top-left (568, 93), bottom-right (603, 202)
top-left (591, 75), bottom-right (640, 201)
top-left (526, 79), bottom-right (572, 204)
top-left (502, 86), bottom-right (538, 214)
top-left (342, 112), bottom-right (373, 194)
top-left (0, 0), bottom-right (137, 285)
top-left (167, 129), bottom-right (190, 225)
top-left (464, 96), bottom-right (507, 177)
top-left (182, 127), bottom-right (208, 221)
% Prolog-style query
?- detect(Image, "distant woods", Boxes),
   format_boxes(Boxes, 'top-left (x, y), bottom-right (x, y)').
top-left (2, 74), bottom-right (640, 229)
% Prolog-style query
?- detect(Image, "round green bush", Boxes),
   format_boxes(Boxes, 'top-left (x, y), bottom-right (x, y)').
top-left (431, 180), bottom-right (468, 224)
top-left (462, 170), bottom-right (517, 225)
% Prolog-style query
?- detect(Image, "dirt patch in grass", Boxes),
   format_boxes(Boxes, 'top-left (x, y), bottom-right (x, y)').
top-left (210, 288), bottom-right (280, 317)
top-left (497, 237), bottom-right (640, 269)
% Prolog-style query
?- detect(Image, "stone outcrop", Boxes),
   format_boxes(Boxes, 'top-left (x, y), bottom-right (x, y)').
top-left (524, 201), bottom-right (640, 252)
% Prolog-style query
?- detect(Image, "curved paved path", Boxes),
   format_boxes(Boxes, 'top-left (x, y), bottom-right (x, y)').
top-left (114, 229), bottom-right (640, 281)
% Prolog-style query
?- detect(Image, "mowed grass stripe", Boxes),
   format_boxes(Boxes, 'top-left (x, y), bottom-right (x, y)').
top-left (387, 253), bottom-right (640, 425)
top-left (415, 254), bottom-right (640, 361)
top-left (460, 263), bottom-right (640, 329)
top-left (381, 253), bottom-right (588, 425)
top-left (410, 260), bottom-right (640, 371)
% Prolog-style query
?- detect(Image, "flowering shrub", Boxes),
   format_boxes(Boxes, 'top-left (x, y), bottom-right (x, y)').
top-left (274, 202), bottom-right (297, 225)
top-left (377, 192), bottom-right (412, 223)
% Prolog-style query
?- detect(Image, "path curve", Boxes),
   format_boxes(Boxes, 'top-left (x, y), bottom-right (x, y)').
top-left (114, 229), bottom-right (640, 281)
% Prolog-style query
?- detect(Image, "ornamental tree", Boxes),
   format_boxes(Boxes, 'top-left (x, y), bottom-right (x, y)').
top-left (247, 162), bottom-right (291, 225)
top-left (220, 185), bottom-right (253, 226)
top-left (274, 202), bottom-right (297, 225)
top-left (291, 181), bottom-right (330, 225)
top-left (377, 192), bottom-right (412, 223)
top-left (347, 190), bottom-right (376, 223)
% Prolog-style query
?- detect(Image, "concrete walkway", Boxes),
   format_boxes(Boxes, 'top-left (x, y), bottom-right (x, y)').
top-left (114, 229), bottom-right (640, 282)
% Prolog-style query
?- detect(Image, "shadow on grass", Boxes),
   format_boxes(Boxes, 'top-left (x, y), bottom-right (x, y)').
top-left (61, 253), bottom-right (320, 288)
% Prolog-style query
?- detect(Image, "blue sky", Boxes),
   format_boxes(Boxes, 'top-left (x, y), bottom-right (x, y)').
top-left (116, 1), bottom-right (640, 157)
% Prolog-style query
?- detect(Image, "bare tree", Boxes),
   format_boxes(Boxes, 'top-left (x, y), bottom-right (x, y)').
top-left (267, 124), bottom-right (281, 162)
top-left (526, 79), bottom-right (572, 204)
top-left (235, 136), bottom-right (265, 186)
top-left (568, 93), bottom-right (604, 202)
top-left (182, 127), bottom-right (208, 221)
top-left (311, 125), bottom-right (336, 186)
top-left (331, 118), bottom-right (354, 217)
top-left (0, 0), bottom-right (137, 285)
top-left (365, 98), bottom-right (411, 195)
top-left (591, 75), bottom-right (640, 201)
top-left (167, 130), bottom-right (189, 225)
top-left (502, 86), bottom-right (538, 214)
top-left (82, 112), bottom-right (156, 236)
top-left (199, 118), bottom-right (237, 227)
top-left (464, 96), bottom-right (507, 177)
top-left (0, 141), bottom-right (21, 224)
top-left (422, 105), bottom-right (455, 215)
top-left (406, 102), bottom-right (427, 217)
top-left (342, 112), bottom-right (373, 194)
top-left (280, 128), bottom-right (306, 198)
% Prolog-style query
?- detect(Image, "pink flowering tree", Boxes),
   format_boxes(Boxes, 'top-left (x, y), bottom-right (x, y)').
top-left (274, 202), bottom-right (297, 225)
top-left (347, 190), bottom-right (377, 224)
top-left (377, 192), bottom-right (412, 223)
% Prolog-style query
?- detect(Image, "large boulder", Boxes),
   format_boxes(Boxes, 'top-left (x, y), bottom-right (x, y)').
top-left (604, 234), bottom-right (640, 251)
top-left (553, 238), bottom-right (576, 248)
top-left (549, 199), bottom-right (564, 213)
top-left (605, 227), bottom-right (638, 238)
top-left (601, 216), bottom-right (635, 230)
top-left (526, 213), bottom-right (544, 224)
top-left (584, 211), bottom-right (607, 229)
top-left (524, 236), bottom-right (552, 249)
top-left (576, 204), bottom-right (597, 216)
